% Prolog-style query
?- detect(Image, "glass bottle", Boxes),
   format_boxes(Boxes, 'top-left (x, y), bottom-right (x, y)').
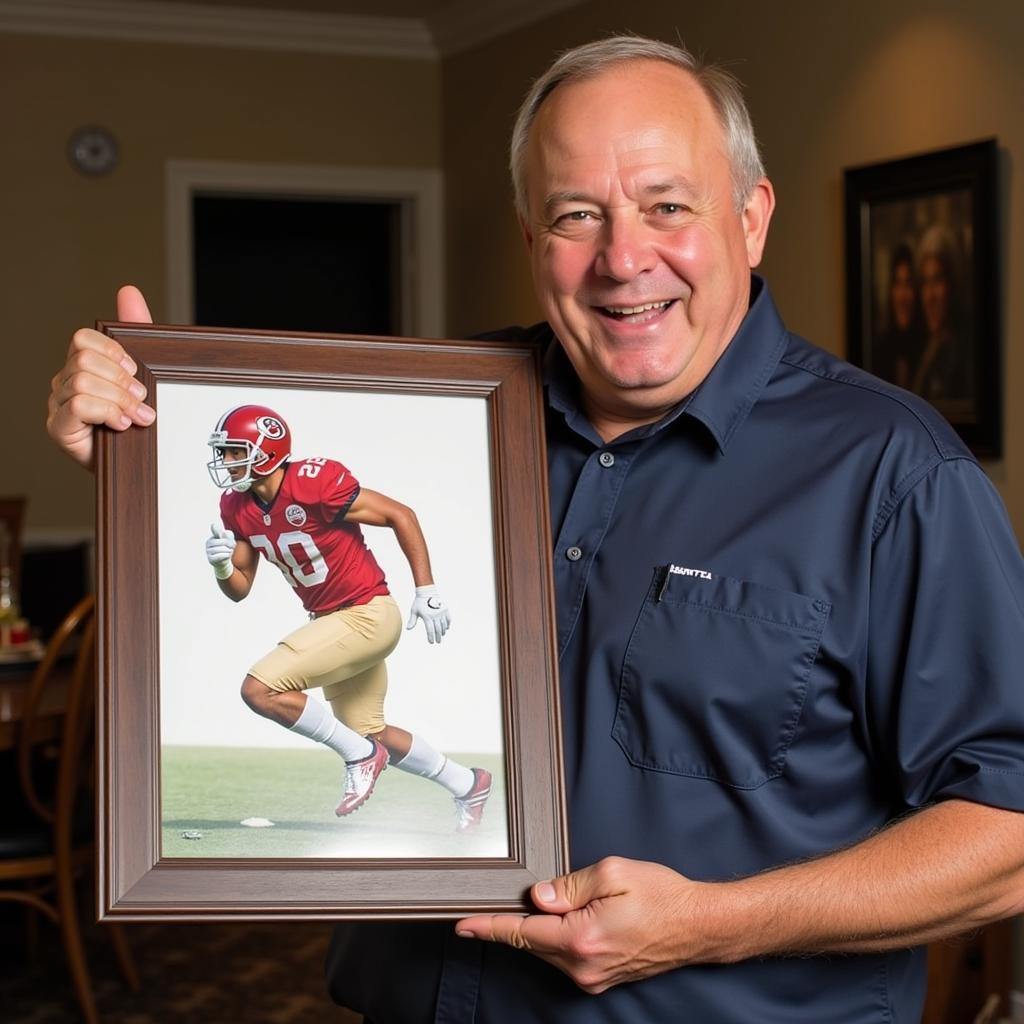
top-left (0, 522), bottom-right (18, 625)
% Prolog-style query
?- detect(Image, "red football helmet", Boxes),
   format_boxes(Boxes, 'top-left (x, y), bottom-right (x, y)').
top-left (207, 405), bottom-right (292, 492)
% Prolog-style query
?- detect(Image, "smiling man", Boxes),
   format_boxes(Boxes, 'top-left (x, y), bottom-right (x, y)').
top-left (519, 58), bottom-right (771, 440)
top-left (46, 34), bottom-right (1024, 1024)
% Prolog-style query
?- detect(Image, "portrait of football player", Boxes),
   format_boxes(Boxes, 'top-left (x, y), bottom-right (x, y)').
top-left (202, 402), bottom-right (492, 832)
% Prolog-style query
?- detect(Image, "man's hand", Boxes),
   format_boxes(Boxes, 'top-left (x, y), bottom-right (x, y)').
top-left (456, 857), bottom-right (711, 994)
top-left (458, 803), bottom-right (1024, 995)
top-left (205, 523), bottom-right (237, 580)
top-left (406, 585), bottom-right (451, 644)
top-left (46, 285), bottom-right (156, 469)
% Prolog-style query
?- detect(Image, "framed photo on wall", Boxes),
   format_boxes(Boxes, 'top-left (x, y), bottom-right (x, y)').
top-left (96, 324), bottom-right (567, 920)
top-left (844, 139), bottom-right (1000, 456)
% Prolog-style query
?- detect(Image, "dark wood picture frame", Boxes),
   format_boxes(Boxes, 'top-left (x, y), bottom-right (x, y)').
top-left (96, 324), bottom-right (568, 921)
top-left (844, 138), bottom-right (1000, 456)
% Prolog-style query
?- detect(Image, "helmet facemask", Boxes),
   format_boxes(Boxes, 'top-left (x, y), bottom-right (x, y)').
top-left (207, 438), bottom-right (266, 492)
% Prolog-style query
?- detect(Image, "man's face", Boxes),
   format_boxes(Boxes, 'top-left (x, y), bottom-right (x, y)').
top-left (522, 60), bottom-right (773, 435)
top-left (220, 445), bottom-right (249, 481)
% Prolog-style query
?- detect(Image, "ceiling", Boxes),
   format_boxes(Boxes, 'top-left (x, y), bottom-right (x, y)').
top-left (0, 0), bottom-right (586, 57)
top-left (163, 0), bottom-right (457, 18)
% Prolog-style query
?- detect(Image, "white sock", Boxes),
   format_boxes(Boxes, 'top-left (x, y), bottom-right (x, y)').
top-left (394, 733), bottom-right (474, 796)
top-left (289, 695), bottom-right (373, 763)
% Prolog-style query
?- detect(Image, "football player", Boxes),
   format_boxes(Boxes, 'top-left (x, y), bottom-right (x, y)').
top-left (203, 403), bottom-right (491, 832)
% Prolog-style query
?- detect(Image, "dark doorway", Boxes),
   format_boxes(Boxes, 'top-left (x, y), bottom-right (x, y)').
top-left (192, 194), bottom-right (402, 334)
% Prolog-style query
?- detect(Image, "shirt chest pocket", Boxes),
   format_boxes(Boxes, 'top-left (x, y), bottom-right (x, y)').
top-left (612, 567), bottom-right (831, 789)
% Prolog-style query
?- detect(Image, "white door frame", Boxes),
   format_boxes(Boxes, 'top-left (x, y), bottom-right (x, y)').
top-left (166, 160), bottom-right (445, 337)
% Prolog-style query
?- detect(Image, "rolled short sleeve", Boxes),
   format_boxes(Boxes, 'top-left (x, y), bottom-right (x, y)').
top-left (318, 459), bottom-right (360, 522)
top-left (868, 457), bottom-right (1024, 811)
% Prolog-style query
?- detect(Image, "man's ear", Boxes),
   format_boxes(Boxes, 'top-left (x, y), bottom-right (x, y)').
top-left (742, 178), bottom-right (775, 269)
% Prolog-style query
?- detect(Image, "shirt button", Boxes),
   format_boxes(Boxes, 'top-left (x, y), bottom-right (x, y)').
top-left (598, 451), bottom-right (615, 467)
top-left (566, 546), bottom-right (583, 561)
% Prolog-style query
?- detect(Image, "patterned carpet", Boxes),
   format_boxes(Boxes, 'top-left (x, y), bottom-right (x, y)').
top-left (0, 912), bottom-right (362, 1023)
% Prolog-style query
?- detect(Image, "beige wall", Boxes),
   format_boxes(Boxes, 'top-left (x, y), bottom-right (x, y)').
top-left (0, 32), bottom-right (440, 533)
top-left (442, 0), bottom-right (1024, 535)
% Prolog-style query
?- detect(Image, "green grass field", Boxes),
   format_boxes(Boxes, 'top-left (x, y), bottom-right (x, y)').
top-left (161, 746), bottom-right (507, 859)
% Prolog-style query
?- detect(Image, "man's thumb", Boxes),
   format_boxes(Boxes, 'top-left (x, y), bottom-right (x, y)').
top-left (116, 284), bottom-right (154, 324)
top-left (211, 522), bottom-right (226, 538)
top-left (531, 865), bottom-right (606, 914)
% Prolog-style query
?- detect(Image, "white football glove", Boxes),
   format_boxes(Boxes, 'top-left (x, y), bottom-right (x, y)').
top-left (205, 523), bottom-right (236, 580)
top-left (406, 585), bottom-right (451, 645)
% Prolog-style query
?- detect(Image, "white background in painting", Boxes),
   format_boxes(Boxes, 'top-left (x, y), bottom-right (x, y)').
top-left (156, 381), bottom-right (503, 754)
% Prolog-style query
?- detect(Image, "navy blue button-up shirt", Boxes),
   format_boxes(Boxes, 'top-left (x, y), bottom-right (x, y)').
top-left (328, 279), bottom-right (1024, 1023)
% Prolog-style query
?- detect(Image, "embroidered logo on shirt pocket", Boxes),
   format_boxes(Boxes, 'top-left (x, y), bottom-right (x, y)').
top-left (612, 566), bottom-right (831, 789)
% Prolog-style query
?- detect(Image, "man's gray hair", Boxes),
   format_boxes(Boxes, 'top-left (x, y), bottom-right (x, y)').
top-left (509, 35), bottom-right (765, 220)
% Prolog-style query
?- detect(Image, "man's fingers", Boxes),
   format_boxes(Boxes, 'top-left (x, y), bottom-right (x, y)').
top-left (47, 300), bottom-right (153, 470)
top-left (459, 859), bottom-right (688, 995)
top-left (532, 858), bottom-right (630, 914)
top-left (62, 331), bottom-right (145, 408)
top-left (116, 284), bottom-right (154, 324)
top-left (54, 337), bottom-right (153, 423)
top-left (51, 373), bottom-right (153, 434)
top-left (208, 524), bottom-right (234, 545)
top-left (456, 913), bottom-right (565, 953)
top-left (67, 327), bottom-right (138, 378)
top-left (49, 394), bottom-right (134, 436)
top-left (55, 360), bottom-right (146, 406)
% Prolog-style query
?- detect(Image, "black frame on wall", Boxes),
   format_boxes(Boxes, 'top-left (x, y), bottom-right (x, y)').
top-left (844, 139), bottom-right (1001, 457)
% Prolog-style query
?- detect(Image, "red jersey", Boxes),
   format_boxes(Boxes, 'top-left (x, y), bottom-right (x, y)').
top-left (219, 457), bottom-right (389, 614)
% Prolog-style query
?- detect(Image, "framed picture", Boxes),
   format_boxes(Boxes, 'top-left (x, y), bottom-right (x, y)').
top-left (96, 324), bottom-right (567, 920)
top-left (844, 138), bottom-right (1000, 456)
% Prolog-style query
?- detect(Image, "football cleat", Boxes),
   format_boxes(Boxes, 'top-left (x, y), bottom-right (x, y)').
top-left (335, 739), bottom-right (389, 817)
top-left (454, 768), bottom-right (492, 833)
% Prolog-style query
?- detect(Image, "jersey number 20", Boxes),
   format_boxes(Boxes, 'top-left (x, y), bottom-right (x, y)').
top-left (249, 532), bottom-right (328, 588)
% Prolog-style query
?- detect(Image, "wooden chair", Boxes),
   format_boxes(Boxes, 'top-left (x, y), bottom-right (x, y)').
top-left (0, 595), bottom-right (139, 1022)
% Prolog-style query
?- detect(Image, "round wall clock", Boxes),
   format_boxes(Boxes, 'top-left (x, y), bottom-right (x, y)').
top-left (67, 126), bottom-right (119, 176)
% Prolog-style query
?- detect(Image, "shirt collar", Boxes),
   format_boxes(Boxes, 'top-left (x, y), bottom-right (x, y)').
top-left (544, 275), bottom-right (789, 453)
top-left (683, 276), bottom-right (789, 453)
